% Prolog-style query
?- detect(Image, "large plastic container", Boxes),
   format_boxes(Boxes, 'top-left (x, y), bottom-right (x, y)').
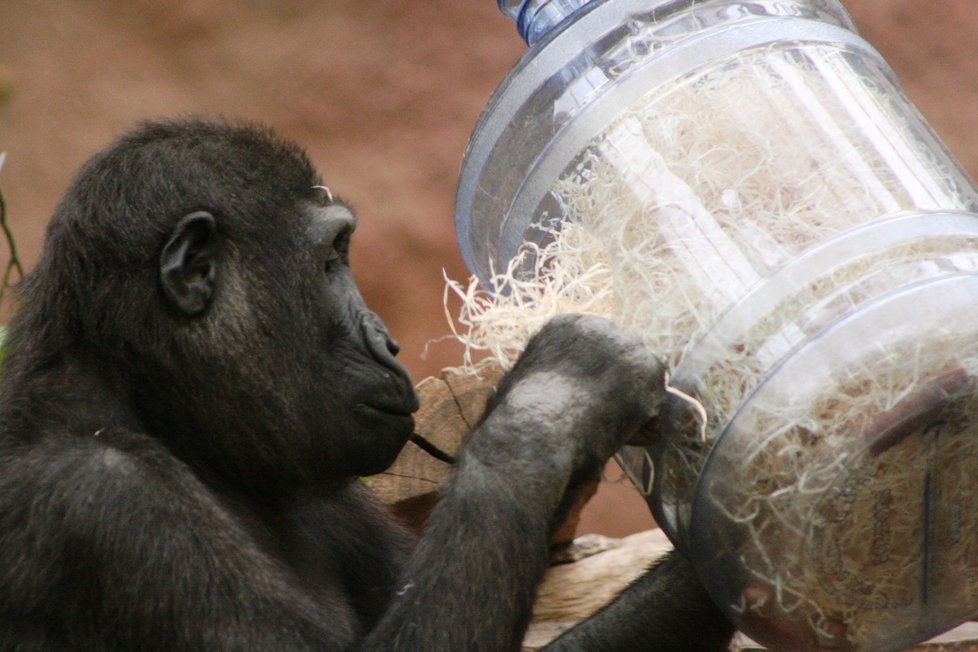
top-left (455, 1), bottom-right (978, 649)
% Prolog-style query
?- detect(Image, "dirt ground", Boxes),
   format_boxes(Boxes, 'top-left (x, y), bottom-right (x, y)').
top-left (1, 1), bottom-right (977, 537)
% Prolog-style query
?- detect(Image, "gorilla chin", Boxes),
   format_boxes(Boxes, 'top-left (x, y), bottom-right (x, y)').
top-left (349, 401), bottom-right (417, 475)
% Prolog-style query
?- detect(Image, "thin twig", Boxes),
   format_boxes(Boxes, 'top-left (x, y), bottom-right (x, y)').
top-left (0, 152), bottom-right (24, 306)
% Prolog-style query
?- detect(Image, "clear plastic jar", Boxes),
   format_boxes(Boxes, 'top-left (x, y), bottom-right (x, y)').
top-left (455, 1), bottom-right (978, 649)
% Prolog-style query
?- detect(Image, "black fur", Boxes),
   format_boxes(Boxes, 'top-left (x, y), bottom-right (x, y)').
top-left (0, 119), bottom-right (734, 650)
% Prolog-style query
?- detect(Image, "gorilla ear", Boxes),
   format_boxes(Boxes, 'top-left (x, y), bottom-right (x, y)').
top-left (160, 211), bottom-right (219, 317)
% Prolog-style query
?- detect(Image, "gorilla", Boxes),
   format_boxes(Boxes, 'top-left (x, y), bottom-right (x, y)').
top-left (0, 119), bottom-right (733, 650)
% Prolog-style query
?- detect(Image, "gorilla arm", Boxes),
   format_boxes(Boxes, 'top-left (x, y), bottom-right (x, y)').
top-left (364, 314), bottom-right (734, 652)
top-left (362, 315), bottom-right (670, 651)
top-left (541, 552), bottom-right (735, 652)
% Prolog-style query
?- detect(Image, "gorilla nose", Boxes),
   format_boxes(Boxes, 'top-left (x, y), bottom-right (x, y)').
top-left (361, 313), bottom-right (419, 412)
top-left (361, 312), bottom-right (406, 375)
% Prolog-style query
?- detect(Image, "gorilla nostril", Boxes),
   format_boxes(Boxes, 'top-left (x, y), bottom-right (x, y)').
top-left (361, 312), bottom-right (405, 373)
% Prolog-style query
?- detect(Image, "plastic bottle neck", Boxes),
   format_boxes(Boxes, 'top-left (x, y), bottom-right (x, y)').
top-left (498, 0), bottom-right (597, 45)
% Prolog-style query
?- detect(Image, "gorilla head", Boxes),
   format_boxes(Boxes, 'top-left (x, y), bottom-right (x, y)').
top-left (16, 119), bottom-right (419, 492)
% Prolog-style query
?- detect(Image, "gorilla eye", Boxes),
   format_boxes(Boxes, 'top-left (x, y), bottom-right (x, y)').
top-left (324, 228), bottom-right (352, 270)
top-left (312, 202), bottom-right (356, 272)
top-left (335, 228), bottom-right (351, 254)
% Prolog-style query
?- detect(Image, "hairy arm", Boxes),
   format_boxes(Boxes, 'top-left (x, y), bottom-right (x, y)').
top-left (542, 551), bottom-right (735, 652)
top-left (363, 315), bottom-right (667, 651)
top-left (362, 412), bottom-right (567, 651)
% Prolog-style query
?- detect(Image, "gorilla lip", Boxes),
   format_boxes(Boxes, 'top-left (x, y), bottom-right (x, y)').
top-left (356, 401), bottom-right (418, 419)
top-left (355, 403), bottom-right (416, 441)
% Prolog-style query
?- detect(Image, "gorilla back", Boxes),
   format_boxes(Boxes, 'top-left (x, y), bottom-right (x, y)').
top-left (0, 119), bottom-right (732, 651)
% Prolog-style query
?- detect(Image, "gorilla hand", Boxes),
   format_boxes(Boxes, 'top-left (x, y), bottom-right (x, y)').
top-left (468, 314), bottom-right (666, 519)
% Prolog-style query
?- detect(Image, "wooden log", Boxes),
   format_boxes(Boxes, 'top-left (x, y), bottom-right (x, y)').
top-left (523, 529), bottom-right (672, 650)
top-left (524, 530), bottom-right (978, 651)
top-left (371, 363), bottom-right (503, 531)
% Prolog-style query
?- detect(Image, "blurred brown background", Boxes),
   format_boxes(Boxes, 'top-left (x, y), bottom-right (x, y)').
top-left (1, 0), bottom-right (976, 536)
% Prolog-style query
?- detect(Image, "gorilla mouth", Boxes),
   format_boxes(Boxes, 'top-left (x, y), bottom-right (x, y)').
top-left (356, 400), bottom-right (418, 420)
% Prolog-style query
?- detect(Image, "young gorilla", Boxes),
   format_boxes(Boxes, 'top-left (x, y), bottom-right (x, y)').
top-left (0, 119), bottom-right (733, 650)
